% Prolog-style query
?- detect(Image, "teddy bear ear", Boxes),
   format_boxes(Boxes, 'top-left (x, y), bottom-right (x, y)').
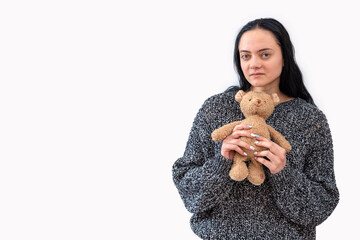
top-left (235, 90), bottom-right (246, 103)
top-left (271, 93), bottom-right (280, 106)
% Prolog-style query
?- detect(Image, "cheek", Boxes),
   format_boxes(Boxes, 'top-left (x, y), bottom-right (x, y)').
top-left (240, 62), bottom-right (249, 75)
top-left (268, 59), bottom-right (283, 76)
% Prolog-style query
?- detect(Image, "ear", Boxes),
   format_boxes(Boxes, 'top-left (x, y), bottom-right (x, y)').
top-left (235, 90), bottom-right (246, 103)
top-left (271, 93), bottom-right (280, 106)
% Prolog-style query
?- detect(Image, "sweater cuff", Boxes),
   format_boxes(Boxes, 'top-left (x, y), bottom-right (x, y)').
top-left (268, 161), bottom-right (294, 190)
top-left (203, 142), bottom-right (233, 177)
top-left (206, 153), bottom-right (233, 176)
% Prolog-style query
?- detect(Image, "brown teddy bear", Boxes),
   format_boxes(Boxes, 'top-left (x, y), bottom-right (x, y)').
top-left (211, 90), bottom-right (292, 185)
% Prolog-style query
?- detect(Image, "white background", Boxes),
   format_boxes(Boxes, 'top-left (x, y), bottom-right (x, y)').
top-left (0, 0), bottom-right (358, 239)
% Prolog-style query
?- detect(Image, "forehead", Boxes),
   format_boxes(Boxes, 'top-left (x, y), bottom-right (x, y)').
top-left (238, 29), bottom-right (279, 51)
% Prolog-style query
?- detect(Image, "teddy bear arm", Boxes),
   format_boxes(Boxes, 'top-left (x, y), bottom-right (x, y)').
top-left (267, 125), bottom-right (292, 152)
top-left (211, 121), bottom-right (242, 141)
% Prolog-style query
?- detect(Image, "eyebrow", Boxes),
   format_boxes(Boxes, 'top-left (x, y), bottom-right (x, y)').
top-left (239, 48), bottom-right (273, 53)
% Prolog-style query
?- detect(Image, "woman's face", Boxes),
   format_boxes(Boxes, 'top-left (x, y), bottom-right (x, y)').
top-left (238, 28), bottom-right (284, 90)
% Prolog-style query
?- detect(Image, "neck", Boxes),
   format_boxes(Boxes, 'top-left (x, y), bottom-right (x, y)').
top-left (249, 85), bottom-right (293, 103)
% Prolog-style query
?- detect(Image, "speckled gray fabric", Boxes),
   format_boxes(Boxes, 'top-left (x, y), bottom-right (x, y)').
top-left (172, 90), bottom-right (339, 240)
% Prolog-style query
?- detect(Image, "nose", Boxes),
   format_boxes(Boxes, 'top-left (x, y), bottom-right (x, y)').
top-left (250, 57), bottom-right (262, 69)
top-left (257, 99), bottom-right (261, 104)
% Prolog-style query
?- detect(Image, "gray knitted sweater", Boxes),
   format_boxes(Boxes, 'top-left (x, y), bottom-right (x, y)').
top-left (172, 90), bottom-right (339, 240)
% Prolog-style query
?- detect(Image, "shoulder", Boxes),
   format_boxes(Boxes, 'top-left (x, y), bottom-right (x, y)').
top-left (201, 90), bottom-right (238, 112)
top-left (291, 98), bottom-right (328, 122)
top-left (275, 98), bottom-right (326, 120)
top-left (271, 98), bottom-right (329, 134)
top-left (195, 90), bottom-right (241, 128)
top-left (291, 100), bottom-right (334, 150)
top-left (278, 98), bottom-right (330, 137)
top-left (203, 90), bottom-right (237, 106)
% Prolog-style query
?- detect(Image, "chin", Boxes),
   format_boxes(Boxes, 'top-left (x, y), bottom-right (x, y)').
top-left (249, 81), bottom-right (267, 87)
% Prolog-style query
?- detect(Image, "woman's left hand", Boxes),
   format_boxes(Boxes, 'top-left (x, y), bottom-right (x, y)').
top-left (253, 135), bottom-right (287, 174)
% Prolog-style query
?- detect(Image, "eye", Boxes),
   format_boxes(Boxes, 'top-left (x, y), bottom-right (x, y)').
top-left (249, 98), bottom-right (252, 102)
top-left (241, 54), bottom-right (250, 60)
top-left (262, 53), bottom-right (270, 58)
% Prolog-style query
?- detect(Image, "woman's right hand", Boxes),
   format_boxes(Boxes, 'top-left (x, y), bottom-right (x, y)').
top-left (221, 124), bottom-right (256, 160)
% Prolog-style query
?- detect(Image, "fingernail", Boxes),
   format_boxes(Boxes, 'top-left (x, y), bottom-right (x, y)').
top-left (247, 125), bottom-right (252, 128)
top-left (243, 152), bottom-right (247, 156)
top-left (250, 133), bottom-right (260, 138)
top-left (254, 141), bottom-right (259, 144)
top-left (254, 151), bottom-right (258, 155)
top-left (250, 146), bottom-right (255, 150)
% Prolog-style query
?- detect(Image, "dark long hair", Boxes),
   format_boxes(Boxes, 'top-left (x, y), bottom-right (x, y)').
top-left (228, 18), bottom-right (315, 105)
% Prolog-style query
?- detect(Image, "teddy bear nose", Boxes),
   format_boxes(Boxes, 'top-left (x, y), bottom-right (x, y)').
top-left (257, 99), bottom-right (261, 104)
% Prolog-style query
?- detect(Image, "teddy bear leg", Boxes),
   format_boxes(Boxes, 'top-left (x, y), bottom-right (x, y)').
top-left (247, 159), bottom-right (265, 186)
top-left (229, 153), bottom-right (248, 181)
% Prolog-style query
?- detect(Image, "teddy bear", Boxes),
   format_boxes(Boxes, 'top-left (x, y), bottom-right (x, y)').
top-left (211, 90), bottom-right (292, 185)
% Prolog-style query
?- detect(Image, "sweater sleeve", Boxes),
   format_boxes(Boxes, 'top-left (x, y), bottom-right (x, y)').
top-left (172, 98), bottom-right (235, 214)
top-left (269, 112), bottom-right (339, 227)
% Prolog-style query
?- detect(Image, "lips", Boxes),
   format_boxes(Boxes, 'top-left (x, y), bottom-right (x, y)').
top-left (250, 73), bottom-right (264, 76)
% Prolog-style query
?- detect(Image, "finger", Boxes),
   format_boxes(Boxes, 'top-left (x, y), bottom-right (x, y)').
top-left (233, 124), bottom-right (252, 132)
top-left (255, 150), bottom-right (277, 162)
top-left (234, 146), bottom-right (248, 157)
top-left (230, 130), bottom-right (255, 139)
top-left (252, 135), bottom-right (270, 143)
top-left (228, 138), bottom-right (255, 151)
top-left (253, 137), bottom-right (283, 156)
top-left (228, 151), bottom-right (235, 160)
top-left (255, 154), bottom-right (285, 175)
top-left (255, 156), bottom-right (273, 170)
top-left (223, 143), bottom-right (248, 157)
top-left (221, 146), bottom-right (235, 160)
top-left (253, 135), bottom-right (272, 142)
top-left (253, 138), bottom-right (276, 154)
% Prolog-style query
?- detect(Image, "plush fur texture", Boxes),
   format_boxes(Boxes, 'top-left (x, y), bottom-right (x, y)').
top-left (211, 90), bottom-right (292, 185)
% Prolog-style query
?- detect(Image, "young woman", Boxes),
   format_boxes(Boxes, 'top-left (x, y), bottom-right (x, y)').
top-left (172, 18), bottom-right (339, 239)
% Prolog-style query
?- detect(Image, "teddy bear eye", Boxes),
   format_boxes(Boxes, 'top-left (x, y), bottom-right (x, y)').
top-left (249, 99), bottom-right (252, 102)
